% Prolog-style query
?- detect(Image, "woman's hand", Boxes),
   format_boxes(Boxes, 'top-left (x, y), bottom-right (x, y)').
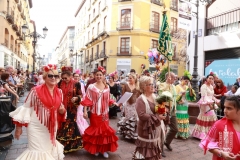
top-left (15, 127), bottom-right (22, 140)
top-left (158, 114), bottom-right (166, 120)
top-left (222, 151), bottom-right (238, 160)
top-left (83, 111), bottom-right (88, 119)
top-left (59, 104), bottom-right (65, 114)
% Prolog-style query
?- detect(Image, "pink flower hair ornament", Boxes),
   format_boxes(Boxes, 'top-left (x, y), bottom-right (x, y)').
top-left (75, 69), bottom-right (81, 75)
top-left (43, 64), bottom-right (57, 72)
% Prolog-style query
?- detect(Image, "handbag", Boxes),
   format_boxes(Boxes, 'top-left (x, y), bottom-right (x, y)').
top-left (87, 92), bottom-right (103, 118)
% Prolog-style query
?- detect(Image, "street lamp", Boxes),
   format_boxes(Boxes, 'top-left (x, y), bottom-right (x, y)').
top-left (191, 0), bottom-right (212, 100)
top-left (21, 24), bottom-right (48, 72)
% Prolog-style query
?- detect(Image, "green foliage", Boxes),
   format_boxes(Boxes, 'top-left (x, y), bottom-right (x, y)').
top-left (158, 67), bottom-right (172, 82)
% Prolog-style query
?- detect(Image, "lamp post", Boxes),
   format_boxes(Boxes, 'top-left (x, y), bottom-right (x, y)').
top-left (69, 49), bottom-right (78, 70)
top-left (21, 24), bottom-right (48, 72)
top-left (191, 0), bottom-right (212, 100)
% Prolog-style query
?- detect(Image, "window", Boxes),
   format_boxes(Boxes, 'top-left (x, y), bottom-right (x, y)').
top-left (104, 16), bottom-right (107, 29)
top-left (97, 22), bottom-right (100, 34)
top-left (172, 43), bottom-right (177, 60)
top-left (98, 2), bottom-right (101, 14)
top-left (120, 37), bottom-right (130, 55)
top-left (151, 11), bottom-right (160, 32)
top-left (89, 14), bottom-right (91, 24)
top-left (171, 17), bottom-right (177, 34)
top-left (171, 0), bottom-right (178, 11)
top-left (93, 9), bottom-right (95, 18)
top-left (152, 39), bottom-right (158, 48)
top-left (121, 9), bottom-right (131, 28)
top-left (88, 31), bottom-right (90, 41)
top-left (92, 27), bottom-right (94, 38)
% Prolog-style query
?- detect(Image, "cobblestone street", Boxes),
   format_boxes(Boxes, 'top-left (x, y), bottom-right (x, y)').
top-left (3, 92), bottom-right (212, 160)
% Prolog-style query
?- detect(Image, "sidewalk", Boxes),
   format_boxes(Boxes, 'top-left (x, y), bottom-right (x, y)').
top-left (3, 91), bottom-right (212, 160)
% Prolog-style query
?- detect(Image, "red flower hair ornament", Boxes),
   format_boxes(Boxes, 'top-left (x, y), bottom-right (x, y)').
top-left (43, 64), bottom-right (57, 72)
top-left (97, 66), bottom-right (106, 74)
top-left (209, 72), bottom-right (216, 77)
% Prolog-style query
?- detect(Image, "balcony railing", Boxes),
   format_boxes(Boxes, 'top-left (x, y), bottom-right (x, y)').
top-left (90, 55), bottom-right (94, 62)
top-left (98, 27), bottom-right (106, 36)
top-left (118, 0), bottom-right (132, 2)
top-left (116, 21), bottom-right (133, 30)
top-left (14, 0), bottom-right (19, 3)
top-left (117, 47), bottom-right (132, 56)
top-left (6, 14), bottom-right (14, 24)
top-left (10, 44), bottom-right (13, 51)
top-left (5, 39), bottom-right (8, 47)
top-left (94, 52), bottom-right (99, 60)
top-left (170, 3), bottom-right (178, 11)
top-left (149, 22), bottom-right (160, 33)
top-left (99, 49), bottom-right (107, 58)
top-left (12, 24), bottom-right (18, 31)
top-left (151, 0), bottom-right (163, 6)
top-left (85, 56), bottom-right (89, 63)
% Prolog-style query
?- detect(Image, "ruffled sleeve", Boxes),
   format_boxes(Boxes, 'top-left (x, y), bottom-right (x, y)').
top-left (9, 90), bottom-right (34, 127)
top-left (80, 86), bottom-right (93, 107)
top-left (135, 97), bottom-right (161, 136)
top-left (199, 122), bottom-right (219, 154)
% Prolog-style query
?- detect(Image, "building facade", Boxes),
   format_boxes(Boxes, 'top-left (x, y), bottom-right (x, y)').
top-left (187, 0), bottom-right (240, 86)
top-left (74, 0), bottom-right (186, 75)
top-left (0, 0), bottom-right (34, 70)
top-left (57, 26), bottom-right (75, 69)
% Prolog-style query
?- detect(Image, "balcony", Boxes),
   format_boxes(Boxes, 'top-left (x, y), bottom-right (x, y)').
top-left (10, 44), bottom-right (13, 51)
top-left (14, 0), bottom-right (19, 3)
top-left (12, 24), bottom-right (18, 31)
top-left (99, 49), bottom-right (107, 58)
top-left (117, 47), bottom-right (132, 56)
top-left (16, 30), bottom-right (21, 36)
top-left (151, 0), bottom-right (163, 6)
top-left (85, 56), bottom-right (89, 63)
top-left (149, 22), bottom-right (160, 33)
top-left (6, 14), bottom-right (14, 24)
top-left (90, 55), bottom-right (94, 62)
top-left (116, 21), bottom-right (133, 31)
top-left (94, 52), bottom-right (99, 60)
top-left (118, 0), bottom-right (132, 2)
top-left (18, 3), bottom-right (22, 12)
top-left (92, 12), bottom-right (100, 23)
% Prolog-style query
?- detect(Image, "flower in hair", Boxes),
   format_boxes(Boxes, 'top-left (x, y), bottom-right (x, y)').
top-left (210, 72), bottom-right (216, 77)
top-left (43, 64), bottom-right (57, 72)
top-left (97, 66), bottom-right (106, 74)
top-left (75, 69), bottom-right (81, 74)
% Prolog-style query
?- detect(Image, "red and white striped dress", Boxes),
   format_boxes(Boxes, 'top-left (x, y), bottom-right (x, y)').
top-left (81, 84), bottom-right (118, 154)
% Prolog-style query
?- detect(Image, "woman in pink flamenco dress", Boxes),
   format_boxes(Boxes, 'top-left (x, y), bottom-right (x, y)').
top-left (73, 71), bottom-right (89, 135)
top-left (192, 73), bottom-right (220, 140)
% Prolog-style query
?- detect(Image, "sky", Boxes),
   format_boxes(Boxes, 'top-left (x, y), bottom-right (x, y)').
top-left (30, 0), bottom-right (82, 57)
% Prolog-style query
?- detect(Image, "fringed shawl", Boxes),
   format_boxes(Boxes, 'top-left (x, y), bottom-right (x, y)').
top-left (27, 84), bottom-right (63, 145)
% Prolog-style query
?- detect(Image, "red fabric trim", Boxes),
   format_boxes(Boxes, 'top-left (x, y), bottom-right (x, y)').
top-left (196, 119), bottom-right (216, 127)
top-left (13, 120), bottom-right (28, 127)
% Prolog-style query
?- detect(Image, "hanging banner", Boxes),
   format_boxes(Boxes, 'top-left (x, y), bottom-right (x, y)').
top-left (178, 0), bottom-right (192, 30)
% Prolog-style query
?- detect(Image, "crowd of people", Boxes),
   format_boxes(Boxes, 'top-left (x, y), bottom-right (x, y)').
top-left (1, 64), bottom-right (240, 160)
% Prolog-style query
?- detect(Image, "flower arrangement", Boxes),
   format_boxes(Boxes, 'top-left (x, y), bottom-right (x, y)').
top-left (97, 66), bottom-right (106, 74)
top-left (155, 91), bottom-right (172, 115)
top-left (43, 64), bottom-right (57, 72)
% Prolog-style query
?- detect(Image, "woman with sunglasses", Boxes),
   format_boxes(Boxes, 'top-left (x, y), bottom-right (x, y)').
top-left (117, 73), bottom-right (141, 140)
top-left (81, 66), bottom-right (119, 159)
top-left (57, 67), bottom-right (83, 153)
top-left (9, 64), bottom-right (66, 160)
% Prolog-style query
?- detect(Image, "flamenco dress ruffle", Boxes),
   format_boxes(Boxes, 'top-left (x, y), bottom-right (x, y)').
top-left (176, 103), bottom-right (190, 139)
top-left (191, 98), bottom-right (218, 140)
top-left (83, 113), bottom-right (118, 154)
top-left (134, 115), bottom-right (161, 160)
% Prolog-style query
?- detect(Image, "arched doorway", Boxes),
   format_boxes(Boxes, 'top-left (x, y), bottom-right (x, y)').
top-left (4, 28), bottom-right (9, 47)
